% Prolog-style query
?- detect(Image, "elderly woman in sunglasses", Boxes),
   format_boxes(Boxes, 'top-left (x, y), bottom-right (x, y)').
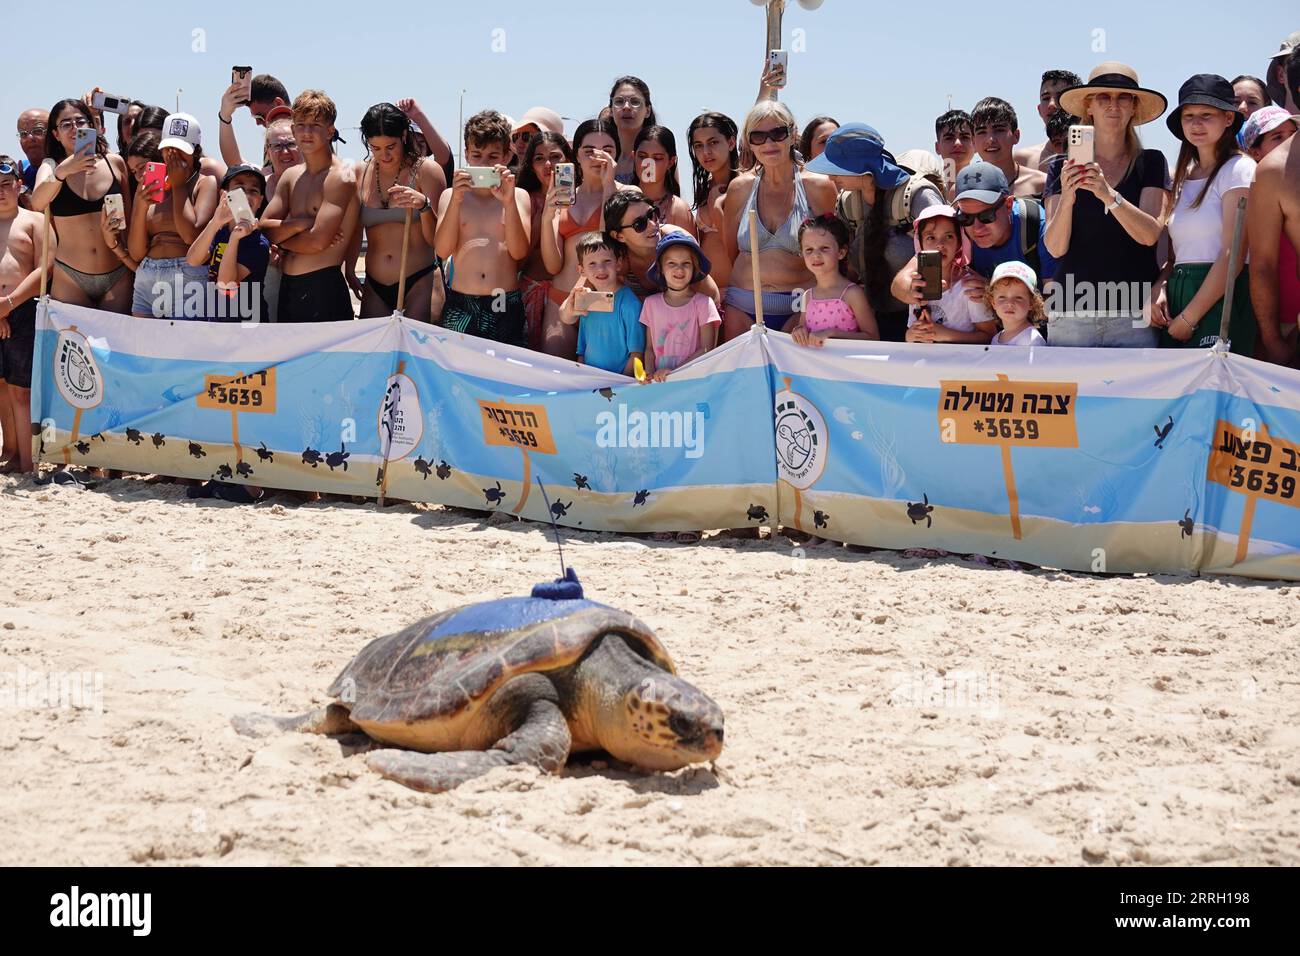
top-left (718, 101), bottom-right (837, 340)
top-left (604, 189), bottom-right (720, 305)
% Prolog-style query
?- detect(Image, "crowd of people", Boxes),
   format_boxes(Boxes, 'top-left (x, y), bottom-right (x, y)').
top-left (2, 32), bottom-right (1300, 481)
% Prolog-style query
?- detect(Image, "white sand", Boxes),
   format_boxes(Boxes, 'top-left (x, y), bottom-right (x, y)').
top-left (2, 472), bottom-right (1298, 866)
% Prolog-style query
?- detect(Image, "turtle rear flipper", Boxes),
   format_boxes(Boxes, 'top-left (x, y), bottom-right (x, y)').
top-left (231, 703), bottom-right (360, 738)
top-left (365, 699), bottom-right (571, 793)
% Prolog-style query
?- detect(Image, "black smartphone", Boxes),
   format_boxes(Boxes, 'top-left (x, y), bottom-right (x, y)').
top-left (918, 251), bottom-right (943, 302)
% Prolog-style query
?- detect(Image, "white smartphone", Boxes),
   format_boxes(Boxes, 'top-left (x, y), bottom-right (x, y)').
top-left (103, 194), bottom-right (125, 230)
top-left (768, 50), bottom-right (788, 89)
top-left (91, 92), bottom-right (131, 115)
top-left (227, 187), bottom-right (254, 228)
top-left (574, 289), bottom-right (615, 313)
top-left (1067, 125), bottom-right (1095, 165)
top-left (466, 166), bottom-right (502, 189)
top-left (553, 163), bottom-right (576, 205)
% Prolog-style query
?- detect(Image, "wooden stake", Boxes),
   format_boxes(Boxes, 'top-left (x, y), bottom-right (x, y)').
top-left (748, 209), bottom-right (764, 330)
top-left (395, 208), bottom-right (413, 315)
top-left (1217, 196), bottom-right (1248, 346)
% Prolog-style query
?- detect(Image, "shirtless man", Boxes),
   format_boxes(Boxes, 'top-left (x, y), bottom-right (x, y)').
top-left (259, 91), bottom-right (359, 322)
top-left (0, 156), bottom-right (53, 473)
top-left (972, 97), bottom-right (1046, 200)
top-left (1247, 48), bottom-right (1300, 367)
top-left (218, 73), bottom-right (292, 169)
top-left (434, 110), bottom-right (531, 346)
top-left (1013, 70), bottom-right (1081, 173)
top-left (16, 109), bottom-right (49, 202)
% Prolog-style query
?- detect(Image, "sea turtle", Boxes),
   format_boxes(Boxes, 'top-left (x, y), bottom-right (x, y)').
top-left (302, 447), bottom-right (323, 467)
top-left (231, 571), bottom-right (724, 793)
top-left (435, 460), bottom-right (451, 480)
top-left (151, 433), bottom-right (165, 449)
top-left (1180, 509), bottom-right (1194, 539)
top-left (216, 463), bottom-right (234, 480)
top-left (236, 461), bottom-right (254, 478)
top-left (551, 500), bottom-right (572, 518)
top-left (74, 440), bottom-right (90, 455)
top-left (746, 503), bottom-right (769, 523)
top-left (326, 445), bottom-right (350, 472)
top-left (188, 441), bottom-right (206, 459)
top-left (907, 494), bottom-right (933, 528)
top-left (483, 481), bottom-right (506, 506)
top-left (414, 456), bottom-right (432, 479)
top-left (633, 489), bottom-right (649, 507)
top-left (574, 473), bottom-right (589, 490)
top-left (255, 442), bottom-right (274, 462)
top-left (813, 509), bottom-right (829, 529)
top-left (125, 427), bottom-right (143, 445)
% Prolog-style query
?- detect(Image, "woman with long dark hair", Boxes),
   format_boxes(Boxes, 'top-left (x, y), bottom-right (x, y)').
top-left (1151, 75), bottom-right (1257, 353)
top-left (632, 125), bottom-right (695, 236)
top-left (799, 116), bottom-right (839, 162)
top-left (516, 130), bottom-right (576, 350)
top-left (28, 99), bottom-right (133, 311)
top-left (351, 103), bottom-right (445, 320)
top-left (608, 76), bottom-right (655, 185)
top-left (687, 112), bottom-right (739, 295)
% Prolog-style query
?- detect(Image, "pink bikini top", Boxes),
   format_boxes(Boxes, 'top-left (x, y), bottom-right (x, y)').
top-left (804, 285), bottom-right (860, 333)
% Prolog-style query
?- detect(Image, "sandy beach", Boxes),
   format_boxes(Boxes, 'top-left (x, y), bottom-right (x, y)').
top-left (2, 471), bottom-right (1298, 866)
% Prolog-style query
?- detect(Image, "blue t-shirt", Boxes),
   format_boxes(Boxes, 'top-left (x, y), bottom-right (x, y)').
top-left (577, 286), bottom-right (645, 373)
top-left (205, 226), bottom-right (271, 324)
top-left (20, 159), bottom-right (37, 194)
top-left (969, 198), bottom-right (1059, 286)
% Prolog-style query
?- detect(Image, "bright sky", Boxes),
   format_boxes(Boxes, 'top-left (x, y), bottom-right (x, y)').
top-left (5, 1), bottom-right (1295, 170)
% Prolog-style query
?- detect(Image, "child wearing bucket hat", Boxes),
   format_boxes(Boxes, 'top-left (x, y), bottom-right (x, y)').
top-left (1157, 74), bottom-right (1257, 354)
top-left (641, 231), bottom-right (720, 381)
top-left (904, 205), bottom-right (996, 344)
top-left (986, 261), bottom-right (1047, 347)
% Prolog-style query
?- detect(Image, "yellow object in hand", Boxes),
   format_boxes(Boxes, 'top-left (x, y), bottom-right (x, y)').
top-left (633, 357), bottom-right (647, 382)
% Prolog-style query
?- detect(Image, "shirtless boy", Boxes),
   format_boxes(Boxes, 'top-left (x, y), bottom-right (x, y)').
top-left (260, 90), bottom-right (359, 322)
top-left (972, 97), bottom-right (1046, 200)
top-left (0, 156), bottom-right (52, 473)
top-left (1013, 70), bottom-right (1081, 173)
top-left (434, 110), bottom-right (532, 346)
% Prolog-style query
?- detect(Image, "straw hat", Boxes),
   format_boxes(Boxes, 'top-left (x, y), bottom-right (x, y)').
top-left (1058, 62), bottom-right (1168, 126)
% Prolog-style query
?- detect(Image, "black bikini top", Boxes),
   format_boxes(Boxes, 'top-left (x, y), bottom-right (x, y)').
top-left (49, 158), bottom-right (123, 217)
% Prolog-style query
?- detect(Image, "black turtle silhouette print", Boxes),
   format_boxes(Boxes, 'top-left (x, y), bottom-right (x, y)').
top-left (326, 445), bottom-right (350, 472)
top-left (216, 463), bottom-right (234, 480)
top-left (550, 500), bottom-right (572, 519)
top-left (188, 441), bottom-right (206, 459)
top-left (236, 461), bottom-right (254, 478)
top-left (814, 510), bottom-right (829, 529)
top-left (1179, 509), bottom-right (1194, 539)
top-left (151, 432), bottom-right (165, 449)
top-left (435, 460), bottom-right (451, 480)
top-left (907, 494), bottom-right (933, 528)
top-left (746, 503), bottom-right (769, 523)
top-left (413, 456), bottom-right (432, 479)
top-left (633, 489), bottom-right (649, 507)
top-left (594, 387), bottom-right (616, 402)
top-left (301, 447), bottom-right (323, 467)
top-left (74, 440), bottom-right (90, 455)
top-left (91, 432), bottom-right (106, 442)
top-left (574, 473), bottom-right (590, 490)
top-left (255, 442), bottom-right (274, 462)
top-left (124, 427), bottom-right (143, 445)
top-left (483, 481), bottom-right (506, 507)
top-left (1153, 416), bottom-right (1174, 449)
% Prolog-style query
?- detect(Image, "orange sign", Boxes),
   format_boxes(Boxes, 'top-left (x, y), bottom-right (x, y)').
top-left (1207, 421), bottom-right (1299, 510)
top-left (478, 400), bottom-right (557, 455)
top-left (939, 379), bottom-right (1079, 448)
top-left (197, 368), bottom-right (277, 413)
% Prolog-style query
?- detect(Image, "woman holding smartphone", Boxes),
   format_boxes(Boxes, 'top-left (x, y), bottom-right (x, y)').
top-left (1044, 62), bottom-right (1170, 347)
top-left (516, 130), bottom-right (576, 350)
top-left (687, 112), bottom-right (739, 294)
top-left (28, 99), bottom-right (133, 311)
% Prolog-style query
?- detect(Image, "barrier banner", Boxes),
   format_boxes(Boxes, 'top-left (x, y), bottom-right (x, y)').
top-left (31, 300), bottom-right (1300, 580)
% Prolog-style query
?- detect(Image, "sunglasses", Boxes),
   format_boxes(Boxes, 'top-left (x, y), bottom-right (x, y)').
top-left (747, 126), bottom-right (791, 146)
top-left (619, 207), bottom-right (661, 233)
top-left (511, 129), bottom-right (536, 143)
top-left (953, 203), bottom-right (1005, 226)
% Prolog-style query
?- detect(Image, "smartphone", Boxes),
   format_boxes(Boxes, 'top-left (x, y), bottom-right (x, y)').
top-left (1067, 125), bottom-right (1095, 165)
top-left (574, 289), bottom-right (615, 313)
top-left (91, 92), bottom-right (131, 115)
top-left (466, 166), bottom-right (502, 189)
top-left (553, 163), bottom-right (576, 205)
top-left (227, 187), bottom-right (254, 228)
top-left (103, 194), bottom-right (125, 230)
top-left (917, 250), bottom-right (943, 302)
top-left (232, 66), bottom-right (253, 105)
top-left (73, 126), bottom-right (97, 157)
top-left (143, 161), bottom-right (167, 198)
top-left (767, 50), bottom-right (788, 89)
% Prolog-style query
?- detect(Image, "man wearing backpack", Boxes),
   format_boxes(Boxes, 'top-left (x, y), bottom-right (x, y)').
top-left (890, 162), bottom-right (1057, 308)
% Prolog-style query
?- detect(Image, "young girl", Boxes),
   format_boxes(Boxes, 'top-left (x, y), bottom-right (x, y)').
top-left (633, 125), bottom-right (696, 236)
top-left (687, 112), bottom-right (739, 293)
top-left (986, 261), bottom-right (1048, 347)
top-left (904, 205), bottom-right (997, 344)
top-left (641, 231), bottom-right (720, 380)
top-left (787, 214), bottom-right (878, 347)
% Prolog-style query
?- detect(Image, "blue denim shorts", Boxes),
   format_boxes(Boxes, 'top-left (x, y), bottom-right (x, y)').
top-left (1045, 313), bottom-right (1157, 348)
top-left (132, 257), bottom-right (210, 318)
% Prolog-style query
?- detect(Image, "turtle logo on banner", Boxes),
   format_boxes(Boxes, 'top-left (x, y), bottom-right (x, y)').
top-left (55, 329), bottom-right (103, 409)
top-left (379, 372), bottom-right (422, 461)
top-left (774, 381), bottom-right (826, 490)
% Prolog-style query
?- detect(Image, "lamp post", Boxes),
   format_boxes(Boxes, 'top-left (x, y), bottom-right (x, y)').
top-left (751, 0), bottom-right (825, 99)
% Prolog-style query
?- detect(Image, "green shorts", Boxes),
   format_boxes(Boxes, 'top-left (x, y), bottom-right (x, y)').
top-left (1162, 262), bottom-right (1255, 355)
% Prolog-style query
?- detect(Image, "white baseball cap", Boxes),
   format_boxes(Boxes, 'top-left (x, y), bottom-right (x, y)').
top-left (990, 260), bottom-right (1038, 293)
top-left (160, 112), bottom-right (202, 155)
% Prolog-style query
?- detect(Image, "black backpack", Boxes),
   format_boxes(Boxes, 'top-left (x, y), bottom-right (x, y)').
top-left (1016, 197), bottom-right (1044, 282)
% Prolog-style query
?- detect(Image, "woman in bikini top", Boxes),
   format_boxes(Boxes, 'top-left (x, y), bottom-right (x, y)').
top-left (515, 131), bottom-right (576, 351)
top-left (687, 112), bottom-right (740, 294)
top-left (29, 99), bottom-right (134, 311)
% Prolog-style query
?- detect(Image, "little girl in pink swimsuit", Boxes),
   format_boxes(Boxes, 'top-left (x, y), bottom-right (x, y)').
top-left (787, 214), bottom-right (879, 347)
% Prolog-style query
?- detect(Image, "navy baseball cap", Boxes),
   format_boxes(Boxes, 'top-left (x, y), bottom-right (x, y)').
top-left (806, 123), bottom-right (909, 189)
top-left (953, 162), bottom-right (1009, 205)
top-left (648, 230), bottom-right (711, 287)
top-left (220, 163), bottom-right (267, 192)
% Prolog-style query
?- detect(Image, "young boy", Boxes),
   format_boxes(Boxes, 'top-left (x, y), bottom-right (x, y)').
top-left (0, 155), bottom-right (52, 473)
top-left (260, 90), bottom-right (359, 322)
top-left (933, 109), bottom-right (974, 200)
top-left (1014, 70), bottom-right (1082, 172)
top-left (971, 97), bottom-right (1046, 200)
top-left (434, 110), bottom-right (532, 346)
top-left (185, 164), bottom-right (271, 324)
top-left (560, 231), bottom-right (644, 375)
top-left (641, 232), bottom-right (720, 380)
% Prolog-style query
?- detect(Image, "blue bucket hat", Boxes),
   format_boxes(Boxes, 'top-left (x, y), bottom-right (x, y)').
top-left (805, 123), bottom-right (909, 189)
top-left (647, 230), bottom-right (711, 288)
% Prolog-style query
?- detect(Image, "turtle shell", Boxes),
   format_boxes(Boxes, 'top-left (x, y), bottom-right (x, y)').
top-left (327, 596), bottom-right (674, 750)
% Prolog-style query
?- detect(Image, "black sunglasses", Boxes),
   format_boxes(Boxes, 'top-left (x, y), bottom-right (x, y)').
top-left (747, 126), bottom-right (792, 146)
top-left (619, 207), bottom-right (661, 233)
top-left (953, 202), bottom-right (1005, 226)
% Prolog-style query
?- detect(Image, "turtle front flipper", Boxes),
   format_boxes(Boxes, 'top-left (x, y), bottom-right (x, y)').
top-left (231, 703), bottom-right (360, 738)
top-left (365, 699), bottom-right (572, 793)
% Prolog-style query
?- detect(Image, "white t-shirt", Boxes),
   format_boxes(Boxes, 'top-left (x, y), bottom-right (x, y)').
top-left (990, 325), bottom-right (1046, 347)
top-left (906, 276), bottom-right (993, 331)
top-left (1168, 154), bottom-right (1256, 264)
